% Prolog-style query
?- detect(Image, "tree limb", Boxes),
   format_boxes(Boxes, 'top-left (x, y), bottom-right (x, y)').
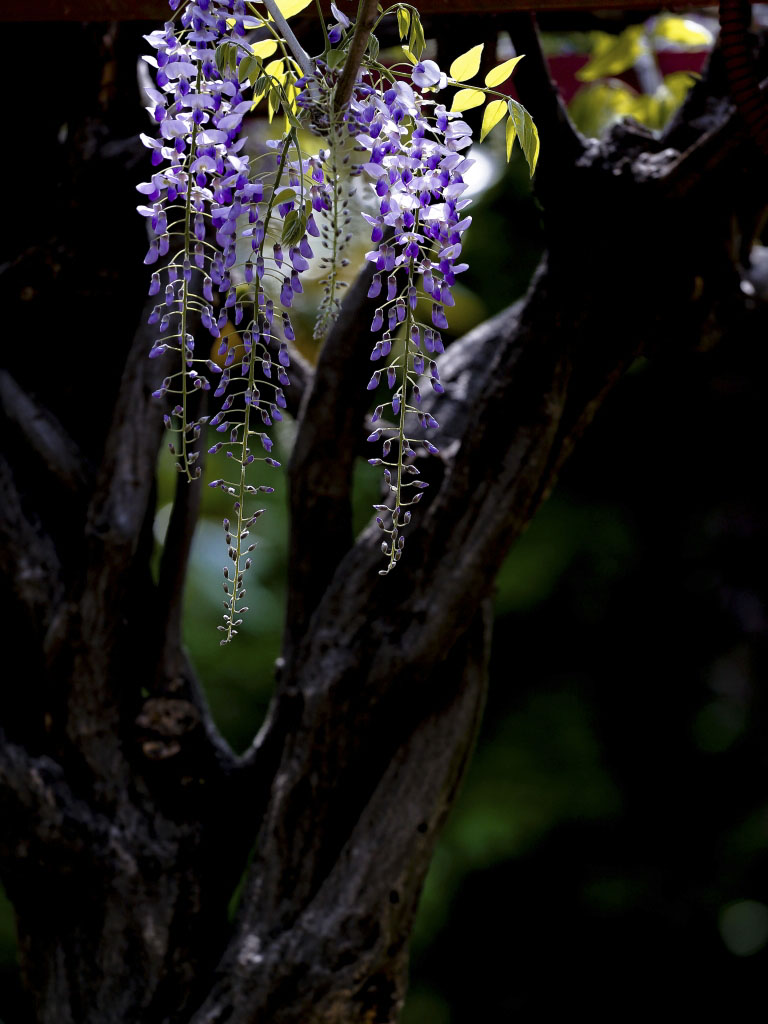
top-left (334, 0), bottom-right (379, 111)
top-left (46, 306), bottom-right (172, 790)
top-left (0, 370), bottom-right (91, 494)
top-left (0, 451), bottom-right (63, 633)
top-left (284, 258), bottom-right (379, 653)
top-left (0, 730), bottom-right (117, 867)
top-left (190, 598), bottom-right (491, 1024)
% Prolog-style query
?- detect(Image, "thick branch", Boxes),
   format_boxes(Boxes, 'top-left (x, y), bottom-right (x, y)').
top-left (191, 599), bottom-right (491, 1024)
top-left (0, 370), bottom-right (91, 494)
top-left (0, 451), bottom-right (63, 632)
top-left (0, 731), bottom-right (115, 867)
top-left (46, 306), bottom-right (171, 789)
top-left (284, 259), bottom-right (378, 653)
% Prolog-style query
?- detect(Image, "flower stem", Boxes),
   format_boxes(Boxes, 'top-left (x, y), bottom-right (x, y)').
top-left (180, 63), bottom-right (202, 483)
top-left (222, 133), bottom-right (293, 643)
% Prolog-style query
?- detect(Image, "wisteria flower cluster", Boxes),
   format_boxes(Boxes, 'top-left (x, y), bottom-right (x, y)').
top-left (138, 0), bottom-right (538, 638)
top-left (349, 80), bottom-right (473, 573)
top-left (138, 0), bottom-right (331, 642)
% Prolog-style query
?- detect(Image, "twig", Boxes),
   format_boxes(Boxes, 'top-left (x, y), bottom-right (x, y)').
top-left (334, 0), bottom-right (378, 111)
top-left (261, 0), bottom-right (318, 99)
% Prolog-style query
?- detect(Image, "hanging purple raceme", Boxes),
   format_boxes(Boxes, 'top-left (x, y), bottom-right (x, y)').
top-left (347, 67), bottom-right (473, 574)
top-left (139, 0), bottom-right (329, 642)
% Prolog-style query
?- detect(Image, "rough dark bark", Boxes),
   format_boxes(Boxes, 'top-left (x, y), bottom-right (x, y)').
top-left (1, 13), bottom-right (767, 1024)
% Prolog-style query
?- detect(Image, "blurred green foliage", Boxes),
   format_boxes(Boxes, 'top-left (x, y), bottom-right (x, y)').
top-left (567, 14), bottom-right (711, 138)
top-left (569, 70), bottom-right (694, 137)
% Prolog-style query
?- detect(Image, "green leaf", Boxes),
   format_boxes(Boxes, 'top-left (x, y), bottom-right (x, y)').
top-left (273, 188), bottom-right (297, 205)
top-left (367, 33), bottom-right (380, 62)
top-left (408, 15), bottom-right (426, 61)
top-left (283, 103), bottom-right (303, 129)
top-left (282, 208), bottom-right (307, 246)
top-left (401, 45), bottom-right (418, 66)
top-left (238, 54), bottom-right (261, 84)
top-left (326, 48), bottom-right (346, 69)
top-left (396, 7), bottom-right (411, 40)
top-left (484, 55), bottom-right (524, 89)
top-left (267, 84), bottom-right (281, 122)
top-left (507, 98), bottom-right (539, 175)
top-left (480, 99), bottom-right (507, 142)
top-left (214, 42), bottom-right (227, 74)
top-left (576, 26), bottom-right (645, 83)
top-left (653, 14), bottom-right (713, 48)
top-left (450, 87), bottom-right (484, 113)
top-left (449, 43), bottom-right (484, 83)
top-left (215, 41), bottom-right (238, 76)
top-left (505, 113), bottom-right (516, 161)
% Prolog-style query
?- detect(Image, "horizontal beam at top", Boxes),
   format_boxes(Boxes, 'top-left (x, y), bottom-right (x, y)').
top-left (0, 1), bottom-right (712, 21)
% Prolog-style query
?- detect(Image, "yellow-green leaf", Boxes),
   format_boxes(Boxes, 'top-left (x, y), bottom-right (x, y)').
top-left (480, 99), bottom-right (506, 142)
top-left (450, 88), bottom-right (484, 113)
top-left (401, 45), bottom-right (418, 66)
top-left (250, 39), bottom-right (278, 59)
top-left (265, 58), bottom-right (285, 82)
top-left (396, 7), bottom-right (410, 40)
top-left (507, 98), bottom-right (539, 175)
top-left (653, 14), bottom-right (713, 48)
top-left (662, 70), bottom-right (697, 103)
top-left (484, 55), bottom-right (524, 89)
top-left (505, 114), bottom-right (516, 161)
top-left (449, 43), bottom-right (484, 83)
top-left (408, 15), bottom-right (426, 61)
top-left (576, 26), bottom-right (644, 83)
top-left (272, 0), bottom-right (312, 19)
